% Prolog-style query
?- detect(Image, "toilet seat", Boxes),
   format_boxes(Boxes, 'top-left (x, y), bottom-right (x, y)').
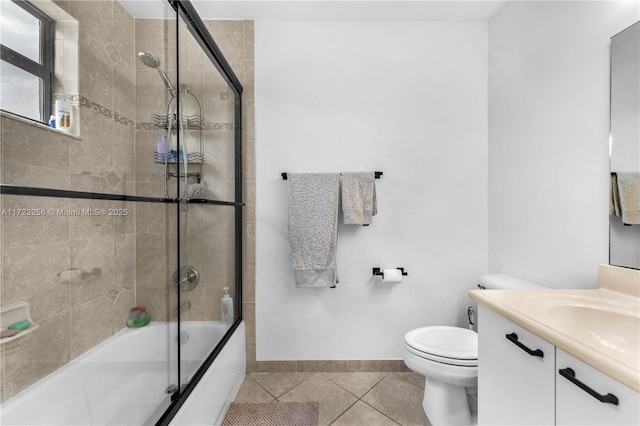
top-left (404, 326), bottom-right (477, 366)
top-left (405, 343), bottom-right (478, 367)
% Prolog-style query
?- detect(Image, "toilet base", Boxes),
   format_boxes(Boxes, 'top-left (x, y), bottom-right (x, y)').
top-left (423, 376), bottom-right (476, 426)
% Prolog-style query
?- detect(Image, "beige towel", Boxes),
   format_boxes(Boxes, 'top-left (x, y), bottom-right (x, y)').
top-left (615, 172), bottom-right (640, 225)
top-left (340, 172), bottom-right (377, 225)
top-left (288, 173), bottom-right (340, 287)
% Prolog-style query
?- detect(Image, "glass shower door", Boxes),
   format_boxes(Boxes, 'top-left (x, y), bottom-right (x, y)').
top-left (174, 12), bottom-right (241, 393)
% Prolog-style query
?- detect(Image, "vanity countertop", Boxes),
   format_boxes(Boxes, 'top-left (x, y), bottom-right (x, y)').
top-left (469, 264), bottom-right (640, 393)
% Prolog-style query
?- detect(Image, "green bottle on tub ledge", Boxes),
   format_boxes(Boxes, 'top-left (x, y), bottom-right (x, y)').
top-left (126, 307), bottom-right (151, 327)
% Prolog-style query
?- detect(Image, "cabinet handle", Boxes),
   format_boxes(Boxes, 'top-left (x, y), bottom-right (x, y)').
top-left (505, 333), bottom-right (544, 357)
top-left (558, 367), bottom-right (619, 406)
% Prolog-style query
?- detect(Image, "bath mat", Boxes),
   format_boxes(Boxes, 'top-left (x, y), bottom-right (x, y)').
top-left (222, 401), bottom-right (318, 426)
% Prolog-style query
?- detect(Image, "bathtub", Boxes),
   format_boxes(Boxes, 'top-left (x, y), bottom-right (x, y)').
top-left (0, 321), bottom-right (244, 425)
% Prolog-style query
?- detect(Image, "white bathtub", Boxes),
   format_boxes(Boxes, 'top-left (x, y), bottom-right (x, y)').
top-left (0, 321), bottom-right (243, 425)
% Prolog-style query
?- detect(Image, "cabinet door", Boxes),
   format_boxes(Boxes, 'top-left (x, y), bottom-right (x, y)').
top-left (478, 306), bottom-right (555, 425)
top-left (556, 349), bottom-right (640, 425)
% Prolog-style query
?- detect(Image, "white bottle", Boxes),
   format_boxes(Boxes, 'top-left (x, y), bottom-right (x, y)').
top-left (156, 135), bottom-right (167, 161)
top-left (221, 287), bottom-right (233, 325)
top-left (55, 99), bottom-right (71, 132)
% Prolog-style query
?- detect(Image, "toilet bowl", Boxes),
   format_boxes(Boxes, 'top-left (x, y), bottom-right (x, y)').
top-left (403, 326), bottom-right (478, 426)
top-left (403, 273), bottom-right (548, 425)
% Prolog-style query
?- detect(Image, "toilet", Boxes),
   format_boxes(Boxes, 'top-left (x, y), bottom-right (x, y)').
top-left (403, 273), bottom-right (547, 426)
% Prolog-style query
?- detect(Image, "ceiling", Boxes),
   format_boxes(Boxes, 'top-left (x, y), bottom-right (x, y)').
top-left (119, 0), bottom-right (507, 22)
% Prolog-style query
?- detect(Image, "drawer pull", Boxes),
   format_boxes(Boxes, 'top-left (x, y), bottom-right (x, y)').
top-left (559, 367), bottom-right (619, 406)
top-left (505, 333), bottom-right (544, 357)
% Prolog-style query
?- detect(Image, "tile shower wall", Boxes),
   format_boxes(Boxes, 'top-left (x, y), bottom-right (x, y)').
top-left (0, 0), bottom-right (255, 402)
top-left (0, 0), bottom-right (136, 402)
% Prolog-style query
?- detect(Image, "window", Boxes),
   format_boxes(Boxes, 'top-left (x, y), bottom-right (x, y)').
top-left (0, 0), bottom-right (53, 122)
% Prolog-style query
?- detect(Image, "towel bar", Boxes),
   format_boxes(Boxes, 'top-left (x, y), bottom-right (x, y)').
top-left (282, 172), bottom-right (383, 180)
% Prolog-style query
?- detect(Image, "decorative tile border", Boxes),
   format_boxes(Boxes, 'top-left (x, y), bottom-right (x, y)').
top-left (76, 95), bottom-right (136, 129)
top-left (72, 94), bottom-right (235, 132)
top-left (137, 121), bottom-right (235, 131)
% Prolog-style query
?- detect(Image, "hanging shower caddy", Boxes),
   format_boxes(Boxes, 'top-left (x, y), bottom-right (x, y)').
top-left (153, 87), bottom-right (205, 190)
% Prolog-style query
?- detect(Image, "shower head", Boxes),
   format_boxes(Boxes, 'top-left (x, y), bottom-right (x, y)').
top-left (137, 51), bottom-right (176, 97)
top-left (138, 51), bottom-right (161, 69)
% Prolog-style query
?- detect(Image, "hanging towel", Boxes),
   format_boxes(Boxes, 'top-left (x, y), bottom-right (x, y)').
top-left (288, 173), bottom-right (340, 287)
top-left (614, 172), bottom-right (640, 225)
top-left (340, 172), bottom-right (377, 225)
top-left (610, 173), bottom-right (621, 217)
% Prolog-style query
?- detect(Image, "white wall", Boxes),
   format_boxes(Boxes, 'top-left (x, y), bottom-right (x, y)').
top-left (255, 21), bottom-right (488, 360)
top-left (488, 1), bottom-right (640, 288)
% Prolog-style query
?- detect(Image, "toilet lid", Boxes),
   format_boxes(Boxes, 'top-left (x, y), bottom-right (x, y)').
top-left (404, 326), bottom-right (477, 360)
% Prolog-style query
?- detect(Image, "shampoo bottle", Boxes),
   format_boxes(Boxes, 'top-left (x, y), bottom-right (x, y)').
top-left (157, 135), bottom-right (167, 162)
top-left (221, 287), bottom-right (233, 325)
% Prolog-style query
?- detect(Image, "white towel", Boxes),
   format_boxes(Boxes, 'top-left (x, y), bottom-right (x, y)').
top-left (614, 172), bottom-right (640, 225)
top-left (340, 172), bottom-right (377, 225)
top-left (288, 173), bottom-right (340, 287)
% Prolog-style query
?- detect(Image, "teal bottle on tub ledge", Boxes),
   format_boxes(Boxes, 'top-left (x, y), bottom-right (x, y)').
top-left (126, 307), bottom-right (151, 327)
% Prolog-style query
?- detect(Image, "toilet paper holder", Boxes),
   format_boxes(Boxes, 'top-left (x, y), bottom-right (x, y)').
top-left (372, 267), bottom-right (408, 278)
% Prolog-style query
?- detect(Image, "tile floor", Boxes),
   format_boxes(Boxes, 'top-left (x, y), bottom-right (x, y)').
top-left (233, 372), bottom-right (431, 426)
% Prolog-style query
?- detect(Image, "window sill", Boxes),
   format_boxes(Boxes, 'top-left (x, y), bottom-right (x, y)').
top-left (0, 110), bottom-right (81, 140)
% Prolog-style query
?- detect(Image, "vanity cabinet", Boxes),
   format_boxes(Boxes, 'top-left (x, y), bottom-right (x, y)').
top-left (556, 348), bottom-right (640, 426)
top-left (478, 305), bottom-right (640, 426)
top-left (477, 306), bottom-right (555, 425)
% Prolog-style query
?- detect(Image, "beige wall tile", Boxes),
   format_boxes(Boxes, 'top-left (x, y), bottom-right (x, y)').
top-left (114, 121), bottom-right (136, 182)
top-left (134, 130), bottom-right (166, 186)
top-left (2, 311), bottom-right (71, 401)
top-left (297, 361), bottom-right (349, 373)
top-left (243, 262), bottom-right (255, 303)
top-left (1, 116), bottom-right (70, 171)
top-left (1, 196), bottom-right (69, 247)
top-left (70, 296), bottom-right (114, 358)
top-left (78, 29), bottom-right (114, 109)
top-left (114, 62), bottom-right (135, 121)
top-left (136, 232), bottom-right (168, 289)
top-left (347, 360), bottom-right (400, 373)
top-left (243, 21), bottom-right (254, 61)
top-left (136, 202), bottom-right (165, 235)
top-left (70, 236), bottom-right (115, 306)
top-left (69, 172), bottom-right (111, 194)
top-left (114, 286), bottom-right (134, 331)
top-left (68, 199), bottom-right (114, 240)
top-left (242, 60), bottom-right (255, 101)
top-left (206, 21), bottom-right (244, 66)
top-left (136, 285), bottom-right (168, 323)
top-left (69, 0), bottom-right (114, 45)
top-left (243, 302), bottom-right (255, 344)
top-left (114, 233), bottom-right (135, 289)
top-left (73, 110), bottom-right (114, 176)
top-left (1, 161), bottom-right (70, 189)
top-left (251, 361), bottom-right (298, 374)
top-left (113, 201), bottom-right (135, 234)
top-left (114, 1), bottom-right (135, 68)
top-left (2, 241), bottom-right (70, 322)
top-left (135, 70), bottom-right (172, 124)
top-left (135, 19), bottom-right (164, 71)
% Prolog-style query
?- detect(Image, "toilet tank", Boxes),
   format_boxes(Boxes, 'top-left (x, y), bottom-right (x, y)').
top-left (477, 273), bottom-right (548, 290)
